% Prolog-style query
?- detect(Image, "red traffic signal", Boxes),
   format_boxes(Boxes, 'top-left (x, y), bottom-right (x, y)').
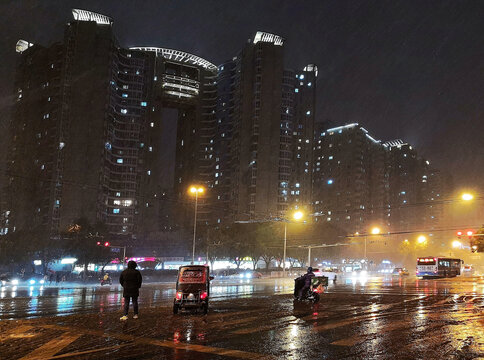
top-left (104, 242), bottom-right (110, 247)
top-left (457, 231), bottom-right (463, 237)
top-left (467, 230), bottom-right (474, 238)
top-left (96, 241), bottom-right (101, 246)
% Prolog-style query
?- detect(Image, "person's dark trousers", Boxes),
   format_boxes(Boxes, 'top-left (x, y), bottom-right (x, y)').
top-left (124, 296), bottom-right (139, 315)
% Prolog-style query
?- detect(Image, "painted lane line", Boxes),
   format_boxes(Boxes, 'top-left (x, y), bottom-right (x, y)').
top-left (19, 332), bottom-right (81, 360)
top-left (231, 316), bottom-right (297, 335)
top-left (0, 325), bottom-right (34, 340)
top-left (46, 343), bottom-right (130, 359)
top-left (41, 324), bottom-right (273, 360)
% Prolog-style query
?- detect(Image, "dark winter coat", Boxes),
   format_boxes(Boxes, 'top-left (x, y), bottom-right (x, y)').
top-left (119, 268), bottom-right (142, 297)
top-left (302, 271), bottom-right (315, 287)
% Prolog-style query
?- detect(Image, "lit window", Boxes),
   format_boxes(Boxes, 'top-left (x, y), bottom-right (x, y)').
top-left (122, 200), bottom-right (132, 207)
top-left (117, 159), bottom-right (123, 164)
top-left (327, 179), bottom-right (333, 185)
top-left (121, 109), bottom-right (127, 114)
top-left (295, 88), bottom-right (299, 93)
top-left (154, 76), bottom-right (158, 81)
top-left (114, 200), bottom-right (121, 205)
top-left (308, 82), bottom-right (312, 87)
top-left (306, 110), bottom-right (311, 115)
top-left (122, 93), bottom-right (128, 98)
top-left (141, 101), bottom-right (147, 107)
top-left (299, 74), bottom-right (304, 80)
top-left (150, 122), bottom-right (154, 127)
top-left (113, 209), bottom-right (120, 214)
top-left (295, 183), bottom-right (300, 188)
top-left (328, 156), bottom-right (333, 160)
top-left (147, 170), bottom-right (151, 175)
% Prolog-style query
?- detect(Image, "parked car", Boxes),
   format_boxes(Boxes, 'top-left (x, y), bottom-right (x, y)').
top-left (239, 270), bottom-right (263, 279)
top-left (462, 265), bottom-right (474, 275)
top-left (392, 268), bottom-right (409, 276)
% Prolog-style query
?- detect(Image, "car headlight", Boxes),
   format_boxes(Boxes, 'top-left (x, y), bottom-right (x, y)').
top-left (40, 279), bottom-right (45, 284)
top-left (29, 279), bottom-right (36, 285)
top-left (246, 273), bottom-right (252, 278)
top-left (239, 274), bottom-right (244, 278)
top-left (1, 280), bottom-right (5, 286)
top-left (12, 279), bottom-right (19, 285)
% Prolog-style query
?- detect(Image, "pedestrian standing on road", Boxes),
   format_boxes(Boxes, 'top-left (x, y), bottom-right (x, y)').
top-left (119, 260), bottom-right (142, 321)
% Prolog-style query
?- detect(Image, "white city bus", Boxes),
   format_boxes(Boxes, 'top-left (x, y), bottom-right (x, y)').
top-left (416, 257), bottom-right (463, 279)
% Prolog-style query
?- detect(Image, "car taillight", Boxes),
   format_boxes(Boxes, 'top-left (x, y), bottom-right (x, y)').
top-left (200, 291), bottom-right (208, 300)
top-left (176, 291), bottom-right (183, 300)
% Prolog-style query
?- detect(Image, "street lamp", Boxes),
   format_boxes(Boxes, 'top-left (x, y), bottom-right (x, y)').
top-left (452, 240), bottom-right (462, 249)
top-left (283, 210), bottom-right (304, 277)
top-left (417, 235), bottom-right (427, 244)
top-left (461, 193), bottom-right (474, 201)
top-left (189, 185), bottom-right (204, 264)
top-left (363, 227), bottom-right (382, 260)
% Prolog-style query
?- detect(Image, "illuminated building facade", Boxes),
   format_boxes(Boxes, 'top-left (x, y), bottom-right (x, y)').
top-left (216, 32), bottom-right (317, 222)
top-left (312, 124), bottom-right (389, 233)
top-left (2, 9), bottom-right (217, 242)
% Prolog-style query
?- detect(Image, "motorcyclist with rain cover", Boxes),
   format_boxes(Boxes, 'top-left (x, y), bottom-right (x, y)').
top-left (298, 267), bottom-right (315, 300)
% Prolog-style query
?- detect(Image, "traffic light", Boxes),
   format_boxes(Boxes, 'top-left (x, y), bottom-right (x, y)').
top-left (104, 242), bottom-right (110, 247)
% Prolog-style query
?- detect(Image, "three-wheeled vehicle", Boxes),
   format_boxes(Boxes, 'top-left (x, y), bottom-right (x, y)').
top-left (294, 275), bottom-right (328, 303)
top-left (173, 265), bottom-right (213, 314)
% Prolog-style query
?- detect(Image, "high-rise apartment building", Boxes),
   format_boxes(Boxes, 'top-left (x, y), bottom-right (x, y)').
top-left (1, 9), bottom-right (217, 243)
top-left (384, 140), bottom-right (443, 234)
top-left (312, 124), bottom-right (445, 236)
top-left (215, 32), bottom-right (317, 222)
top-left (312, 123), bottom-right (389, 233)
top-left (290, 65), bottom-right (318, 209)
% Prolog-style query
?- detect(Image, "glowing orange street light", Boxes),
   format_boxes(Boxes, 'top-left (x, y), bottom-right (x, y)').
top-left (371, 227), bottom-right (381, 235)
top-left (461, 193), bottom-right (474, 201)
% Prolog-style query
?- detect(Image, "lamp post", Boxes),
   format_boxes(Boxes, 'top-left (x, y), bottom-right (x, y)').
top-left (189, 186), bottom-right (204, 265)
top-left (366, 227), bottom-right (381, 260)
top-left (282, 210), bottom-right (304, 277)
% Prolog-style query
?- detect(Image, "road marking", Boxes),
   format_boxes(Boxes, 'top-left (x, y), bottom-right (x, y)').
top-left (41, 324), bottom-right (273, 360)
top-left (231, 316), bottom-right (296, 335)
top-left (330, 337), bottom-right (363, 347)
top-left (212, 316), bottom-right (261, 327)
top-left (46, 343), bottom-right (129, 359)
top-left (19, 332), bottom-right (81, 360)
top-left (0, 325), bottom-right (34, 340)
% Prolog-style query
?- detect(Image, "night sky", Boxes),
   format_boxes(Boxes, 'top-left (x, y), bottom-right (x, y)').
top-left (1, 0), bottom-right (483, 189)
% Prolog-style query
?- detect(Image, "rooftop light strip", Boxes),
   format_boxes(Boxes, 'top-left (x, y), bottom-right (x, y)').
top-left (253, 31), bottom-right (284, 46)
top-left (365, 133), bottom-right (381, 144)
top-left (72, 9), bottom-right (113, 25)
top-left (16, 39), bottom-right (34, 53)
top-left (326, 123), bottom-right (359, 133)
top-left (129, 47), bottom-right (217, 71)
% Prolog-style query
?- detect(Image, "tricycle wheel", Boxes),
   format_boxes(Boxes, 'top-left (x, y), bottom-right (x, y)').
top-left (312, 293), bottom-right (320, 304)
top-left (173, 304), bottom-right (179, 314)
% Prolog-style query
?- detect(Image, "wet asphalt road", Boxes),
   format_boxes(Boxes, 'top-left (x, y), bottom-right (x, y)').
top-left (1, 275), bottom-right (484, 359)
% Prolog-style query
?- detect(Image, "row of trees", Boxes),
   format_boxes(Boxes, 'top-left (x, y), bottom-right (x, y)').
top-left (199, 221), bottom-right (346, 270)
top-left (0, 217), bottom-right (348, 273)
top-left (0, 218), bottom-right (113, 274)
